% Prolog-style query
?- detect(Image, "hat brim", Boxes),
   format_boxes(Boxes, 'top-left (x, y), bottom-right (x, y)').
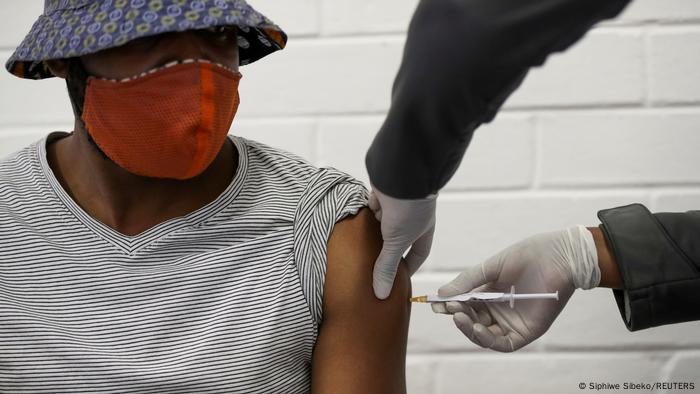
top-left (5, 0), bottom-right (287, 79)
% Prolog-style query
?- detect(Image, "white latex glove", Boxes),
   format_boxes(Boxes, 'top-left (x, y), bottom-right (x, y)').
top-left (370, 185), bottom-right (437, 299)
top-left (433, 226), bottom-right (600, 352)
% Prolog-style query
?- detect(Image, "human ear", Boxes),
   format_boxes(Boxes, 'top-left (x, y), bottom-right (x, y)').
top-left (44, 59), bottom-right (69, 79)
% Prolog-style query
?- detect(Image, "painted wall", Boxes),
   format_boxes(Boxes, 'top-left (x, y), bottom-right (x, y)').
top-left (2, 1), bottom-right (699, 392)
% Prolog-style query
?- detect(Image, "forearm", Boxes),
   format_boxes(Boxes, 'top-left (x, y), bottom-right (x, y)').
top-left (588, 227), bottom-right (622, 289)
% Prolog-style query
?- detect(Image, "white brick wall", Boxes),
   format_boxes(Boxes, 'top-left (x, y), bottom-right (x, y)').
top-left (1, 2), bottom-right (699, 393)
top-left (612, 0), bottom-right (700, 24)
top-left (649, 27), bottom-right (700, 104)
top-left (505, 29), bottom-right (645, 109)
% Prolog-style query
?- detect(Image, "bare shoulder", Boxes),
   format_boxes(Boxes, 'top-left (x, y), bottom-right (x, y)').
top-left (311, 206), bottom-right (411, 394)
top-left (324, 207), bottom-right (411, 314)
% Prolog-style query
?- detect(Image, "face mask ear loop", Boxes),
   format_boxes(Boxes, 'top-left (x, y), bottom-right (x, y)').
top-left (65, 57), bottom-right (90, 119)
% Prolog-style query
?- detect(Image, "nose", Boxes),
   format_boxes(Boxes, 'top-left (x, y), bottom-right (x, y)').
top-left (155, 29), bottom-right (239, 72)
top-left (158, 30), bottom-right (208, 63)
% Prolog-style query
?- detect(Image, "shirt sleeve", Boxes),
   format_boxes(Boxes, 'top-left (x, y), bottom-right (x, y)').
top-left (292, 167), bottom-right (369, 329)
top-left (597, 204), bottom-right (700, 331)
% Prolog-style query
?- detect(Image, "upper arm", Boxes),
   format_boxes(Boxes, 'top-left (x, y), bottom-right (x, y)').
top-left (311, 207), bottom-right (411, 394)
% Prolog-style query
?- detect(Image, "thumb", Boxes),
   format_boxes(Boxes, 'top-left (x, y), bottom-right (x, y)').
top-left (372, 247), bottom-right (405, 299)
top-left (404, 226), bottom-right (435, 276)
top-left (368, 191), bottom-right (380, 212)
top-left (368, 192), bottom-right (382, 221)
top-left (438, 262), bottom-right (496, 297)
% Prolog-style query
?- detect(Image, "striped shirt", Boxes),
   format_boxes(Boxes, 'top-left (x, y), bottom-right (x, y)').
top-left (0, 131), bottom-right (368, 393)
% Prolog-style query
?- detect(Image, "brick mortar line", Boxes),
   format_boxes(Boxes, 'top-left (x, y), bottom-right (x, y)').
top-left (5, 101), bottom-right (700, 130)
top-left (407, 350), bottom-right (700, 362)
top-left (2, 17), bottom-right (700, 50)
top-left (237, 103), bottom-right (700, 119)
top-left (436, 188), bottom-right (700, 199)
top-left (406, 348), bottom-right (700, 356)
top-left (443, 183), bottom-right (700, 192)
top-left (313, 0), bottom-right (323, 38)
top-left (4, 20), bottom-right (699, 53)
top-left (642, 26), bottom-right (652, 107)
top-left (292, 20), bottom-right (700, 39)
top-left (531, 117), bottom-right (543, 190)
top-left (242, 105), bottom-right (700, 120)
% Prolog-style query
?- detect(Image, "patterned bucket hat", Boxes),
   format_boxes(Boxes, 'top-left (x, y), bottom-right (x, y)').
top-left (5, 0), bottom-right (287, 80)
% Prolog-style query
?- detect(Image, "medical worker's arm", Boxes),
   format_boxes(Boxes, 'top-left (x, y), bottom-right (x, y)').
top-left (368, 0), bottom-right (634, 300)
top-left (366, 0), bottom-right (633, 199)
top-left (435, 205), bottom-right (700, 352)
top-left (311, 207), bottom-right (411, 394)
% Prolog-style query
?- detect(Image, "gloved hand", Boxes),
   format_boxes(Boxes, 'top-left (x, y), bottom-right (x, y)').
top-left (370, 184), bottom-right (437, 299)
top-left (433, 226), bottom-right (600, 352)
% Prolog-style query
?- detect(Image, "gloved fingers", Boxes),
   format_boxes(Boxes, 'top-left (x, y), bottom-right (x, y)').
top-left (372, 247), bottom-right (404, 299)
top-left (453, 312), bottom-right (479, 344)
top-left (444, 301), bottom-right (494, 326)
top-left (368, 192), bottom-right (382, 221)
top-left (438, 262), bottom-right (497, 297)
top-left (444, 301), bottom-right (464, 314)
top-left (404, 225), bottom-right (435, 276)
top-left (491, 329), bottom-right (530, 352)
top-left (476, 308), bottom-right (493, 326)
top-left (486, 323), bottom-right (506, 337)
top-left (455, 313), bottom-right (507, 351)
top-left (471, 321), bottom-right (498, 350)
top-left (431, 302), bottom-right (449, 314)
top-left (475, 323), bottom-right (525, 353)
top-left (368, 191), bottom-right (380, 211)
top-left (490, 334), bottom-right (517, 353)
top-left (464, 302), bottom-right (495, 326)
top-left (444, 302), bottom-right (482, 324)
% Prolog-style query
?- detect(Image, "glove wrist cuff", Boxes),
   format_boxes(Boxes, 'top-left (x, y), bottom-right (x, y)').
top-left (567, 225), bottom-right (601, 290)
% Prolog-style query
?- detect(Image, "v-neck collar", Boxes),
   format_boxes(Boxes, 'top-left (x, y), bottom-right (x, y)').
top-left (37, 131), bottom-right (249, 256)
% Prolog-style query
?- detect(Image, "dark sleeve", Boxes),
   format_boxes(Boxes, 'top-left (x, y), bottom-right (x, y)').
top-left (366, 0), bottom-right (632, 199)
top-left (597, 204), bottom-right (700, 331)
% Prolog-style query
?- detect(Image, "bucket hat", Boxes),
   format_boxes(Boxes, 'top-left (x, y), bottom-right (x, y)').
top-left (5, 0), bottom-right (287, 80)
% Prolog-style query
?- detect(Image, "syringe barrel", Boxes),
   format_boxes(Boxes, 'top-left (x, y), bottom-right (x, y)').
top-left (511, 293), bottom-right (558, 300)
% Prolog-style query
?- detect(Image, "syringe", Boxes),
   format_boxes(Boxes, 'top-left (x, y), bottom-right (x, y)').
top-left (410, 286), bottom-right (559, 308)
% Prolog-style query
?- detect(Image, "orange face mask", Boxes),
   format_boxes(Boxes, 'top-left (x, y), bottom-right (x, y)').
top-left (81, 61), bottom-right (241, 180)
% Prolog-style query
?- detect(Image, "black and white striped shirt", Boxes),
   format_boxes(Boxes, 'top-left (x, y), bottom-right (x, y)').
top-left (0, 131), bottom-right (368, 393)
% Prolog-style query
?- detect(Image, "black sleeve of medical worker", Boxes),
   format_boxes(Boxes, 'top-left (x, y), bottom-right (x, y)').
top-left (597, 204), bottom-right (700, 331)
top-left (366, 0), bottom-right (632, 199)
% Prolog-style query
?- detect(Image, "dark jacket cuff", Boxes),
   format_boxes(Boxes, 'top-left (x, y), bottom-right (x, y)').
top-left (597, 203), bottom-right (700, 331)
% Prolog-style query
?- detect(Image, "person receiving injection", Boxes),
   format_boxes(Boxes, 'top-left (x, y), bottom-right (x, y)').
top-left (366, 0), bottom-right (700, 352)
